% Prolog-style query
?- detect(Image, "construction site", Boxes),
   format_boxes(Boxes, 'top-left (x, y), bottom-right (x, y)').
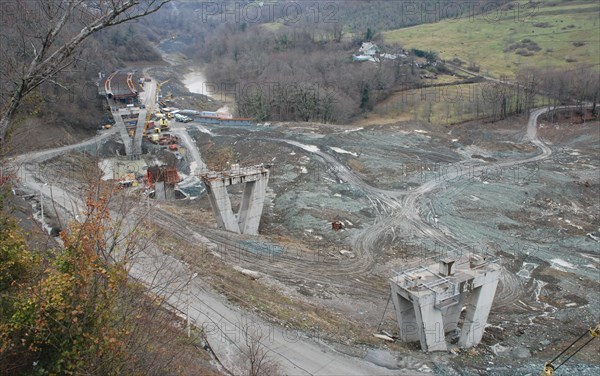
top-left (3, 1), bottom-right (600, 375)
top-left (12, 57), bottom-right (598, 375)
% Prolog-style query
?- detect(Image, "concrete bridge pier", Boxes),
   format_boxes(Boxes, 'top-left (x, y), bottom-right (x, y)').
top-left (390, 258), bottom-right (500, 352)
top-left (154, 181), bottom-right (176, 201)
top-left (236, 176), bottom-right (268, 235)
top-left (205, 183), bottom-right (241, 234)
top-left (201, 164), bottom-right (270, 235)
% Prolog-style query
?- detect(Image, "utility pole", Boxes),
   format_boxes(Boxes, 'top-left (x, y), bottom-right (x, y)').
top-left (40, 183), bottom-right (48, 230)
top-left (187, 272), bottom-right (198, 337)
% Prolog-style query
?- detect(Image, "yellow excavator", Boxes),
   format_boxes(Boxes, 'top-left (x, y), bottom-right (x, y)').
top-left (541, 323), bottom-right (599, 375)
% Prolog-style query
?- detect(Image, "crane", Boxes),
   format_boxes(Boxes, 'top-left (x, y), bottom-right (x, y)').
top-left (142, 78), bottom-right (169, 134)
top-left (156, 79), bottom-right (170, 101)
top-left (541, 323), bottom-right (599, 376)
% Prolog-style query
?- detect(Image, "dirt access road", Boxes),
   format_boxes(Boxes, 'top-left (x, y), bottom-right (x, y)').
top-left (236, 106), bottom-right (561, 307)
top-left (11, 128), bottom-right (412, 375)
top-left (10, 104), bottom-right (583, 374)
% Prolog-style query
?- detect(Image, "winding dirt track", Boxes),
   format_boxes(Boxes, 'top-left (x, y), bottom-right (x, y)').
top-left (248, 108), bottom-right (557, 303)
top-left (10, 106), bottom-right (564, 375)
top-left (142, 106), bottom-right (562, 310)
top-left (12, 107), bottom-right (557, 298)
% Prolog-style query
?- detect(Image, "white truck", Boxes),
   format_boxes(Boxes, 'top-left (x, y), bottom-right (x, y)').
top-left (174, 114), bottom-right (192, 123)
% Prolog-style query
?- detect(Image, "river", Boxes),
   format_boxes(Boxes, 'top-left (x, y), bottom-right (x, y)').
top-left (182, 70), bottom-right (233, 117)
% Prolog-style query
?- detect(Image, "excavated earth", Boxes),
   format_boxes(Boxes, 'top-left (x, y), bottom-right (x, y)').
top-left (32, 92), bottom-right (599, 374)
top-left (166, 109), bottom-right (599, 374)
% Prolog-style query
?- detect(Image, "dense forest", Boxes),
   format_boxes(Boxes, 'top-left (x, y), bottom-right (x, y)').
top-left (0, 4), bottom-right (162, 153)
top-left (201, 26), bottom-right (417, 123)
top-left (3, 0), bottom-right (595, 141)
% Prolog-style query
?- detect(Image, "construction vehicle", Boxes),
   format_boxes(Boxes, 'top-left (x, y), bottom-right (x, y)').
top-left (159, 118), bottom-right (169, 130)
top-left (175, 114), bottom-right (192, 123)
top-left (541, 323), bottom-right (599, 375)
top-left (158, 134), bottom-right (178, 146)
top-left (156, 79), bottom-right (170, 100)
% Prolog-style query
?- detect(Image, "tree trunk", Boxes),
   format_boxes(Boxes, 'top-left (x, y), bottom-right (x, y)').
top-left (0, 88), bottom-right (24, 142)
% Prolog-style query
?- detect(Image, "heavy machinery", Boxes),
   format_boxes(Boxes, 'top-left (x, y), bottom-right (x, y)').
top-left (156, 79), bottom-right (170, 100)
top-left (541, 323), bottom-right (599, 375)
top-left (159, 118), bottom-right (169, 130)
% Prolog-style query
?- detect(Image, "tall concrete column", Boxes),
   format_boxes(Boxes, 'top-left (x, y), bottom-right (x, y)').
top-left (458, 269), bottom-right (500, 348)
top-left (202, 165), bottom-right (269, 236)
top-left (132, 108), bottom-right (147, 156)
top-left (237, 174), bottom-right (268, 235)
top-left (390, 287), bottom-right (420, 342)
top-left (413, 293), bottom-right (447, 352)
top-left (442, 294), bottom-right (465, 333)
top-left (390, 260), bottom-right (500, 352)
top-left (205, 184), bottom-right (241, 234)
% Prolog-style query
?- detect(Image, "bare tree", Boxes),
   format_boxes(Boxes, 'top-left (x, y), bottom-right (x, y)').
top-left (237, 317), bottom-right (280, 376)
top-left (0, 0), bottom-right (171, 142)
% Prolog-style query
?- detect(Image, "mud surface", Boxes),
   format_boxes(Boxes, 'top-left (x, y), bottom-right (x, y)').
top-left (176, 110), bottom-right (599, 373)
top-left (34, 87), bottom-right (599, 374)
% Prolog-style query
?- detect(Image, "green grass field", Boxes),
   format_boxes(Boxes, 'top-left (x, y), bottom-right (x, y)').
top-left (383, 0), bottom-right (599, 78)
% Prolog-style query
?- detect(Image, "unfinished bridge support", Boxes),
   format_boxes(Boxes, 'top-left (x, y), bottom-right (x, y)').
top-left (148, 166), bottom-right (179, 201)
top-left (101, 71), bottom-right (146, 158)
top-left (205, 184), bottom-right (240, 234)
top-left (390, 257), bottom-right (500, 352)
top-left (201, 164), bottom-right (270, 235)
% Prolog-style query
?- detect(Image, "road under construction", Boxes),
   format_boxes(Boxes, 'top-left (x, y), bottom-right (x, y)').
top-left (99, 71), bottom-right (153, 157)
top-left (99, 71), bottom-right (254, 159)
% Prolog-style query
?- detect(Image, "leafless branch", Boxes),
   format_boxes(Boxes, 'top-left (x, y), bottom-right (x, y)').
top-left (0, 0), bottom-right (171, 142)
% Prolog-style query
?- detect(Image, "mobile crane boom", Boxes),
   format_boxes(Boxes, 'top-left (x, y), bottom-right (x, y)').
top-left (541, 323), bottom-right (599, 376)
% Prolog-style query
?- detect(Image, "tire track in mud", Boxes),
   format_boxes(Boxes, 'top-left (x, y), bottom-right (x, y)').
top-left (12, 106), bottom-right (565, 322)
top-left (263, 107), bottom-right (561, 307)
top-left (150, 209), bottom-right (390, 299)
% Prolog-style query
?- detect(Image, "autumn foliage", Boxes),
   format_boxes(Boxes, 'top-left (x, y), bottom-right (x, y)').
top-left (0, 185), bottom-right (202, 375)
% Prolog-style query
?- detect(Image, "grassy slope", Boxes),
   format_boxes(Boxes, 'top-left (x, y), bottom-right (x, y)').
top-left (383, 0), bottom-right (599, 78)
